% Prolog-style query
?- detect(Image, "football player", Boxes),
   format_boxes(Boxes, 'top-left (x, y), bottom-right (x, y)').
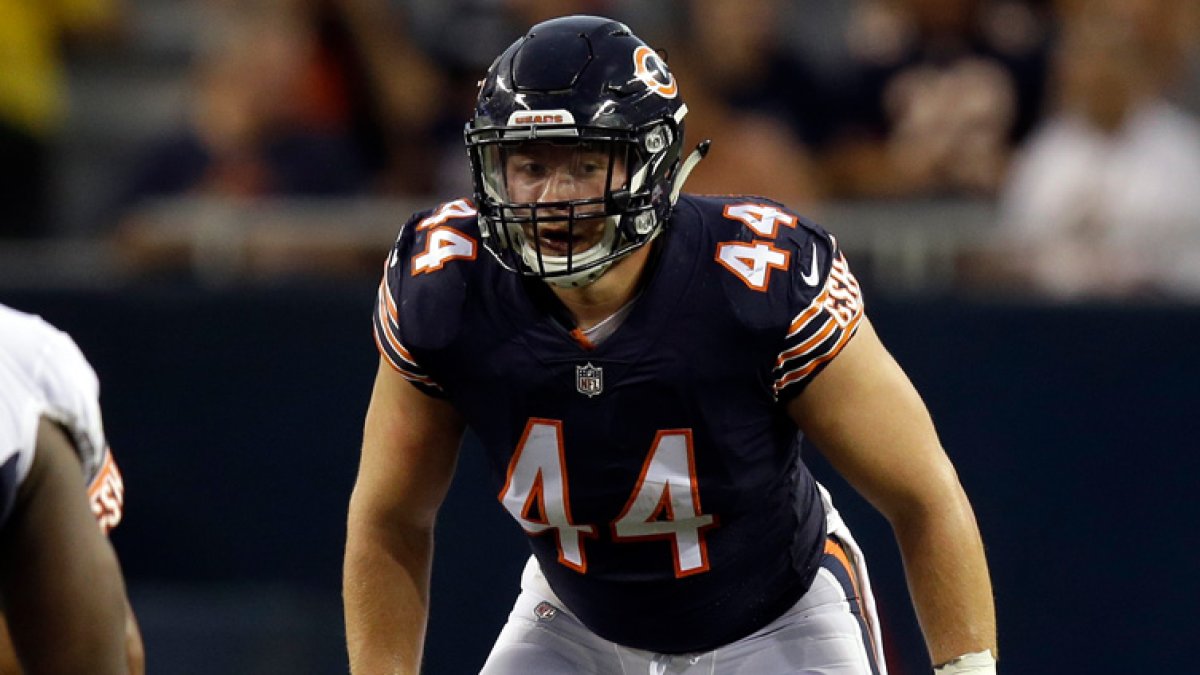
top-left (0, 303), bottom-right (143, 674)
top-left (344, 15), bottom-right (996, 674)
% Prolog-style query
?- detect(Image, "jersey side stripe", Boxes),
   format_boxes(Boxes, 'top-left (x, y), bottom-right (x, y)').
top-left (821, 537), bottom-right (884, 675)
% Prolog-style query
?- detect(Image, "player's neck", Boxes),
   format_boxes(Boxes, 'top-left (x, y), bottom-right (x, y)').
top-left (551, 245), bottom-right (652, 330)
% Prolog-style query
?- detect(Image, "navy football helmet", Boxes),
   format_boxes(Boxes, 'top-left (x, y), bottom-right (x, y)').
top-left (465, 15), bottom-right (707, 287)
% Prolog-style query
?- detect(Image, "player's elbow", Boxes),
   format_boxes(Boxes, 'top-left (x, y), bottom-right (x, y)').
top-left (877, 452), bottom-right (974, 530)
top-left (347, 478), bottom-right (441, 537)
top-left (887, 467), bottom-right (979, 544)
top-left (346, 491), bottom-right (436, 567)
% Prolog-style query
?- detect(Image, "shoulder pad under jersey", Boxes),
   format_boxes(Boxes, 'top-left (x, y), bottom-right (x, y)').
top-left (678, 194), bottom-right (866, 400)
top-left (372, 199), bottom-right (482, 396)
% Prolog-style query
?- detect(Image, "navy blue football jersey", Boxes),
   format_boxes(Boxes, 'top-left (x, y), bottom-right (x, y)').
top-left (373, 194), bottom-right (865, 653)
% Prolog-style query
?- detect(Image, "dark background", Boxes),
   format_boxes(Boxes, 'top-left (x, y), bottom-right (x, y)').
top-left (5, 284), bottom-right (1198, 674)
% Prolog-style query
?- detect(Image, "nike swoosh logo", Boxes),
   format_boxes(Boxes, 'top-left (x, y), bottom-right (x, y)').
top-left (800, 243), bottom-right (820, 286)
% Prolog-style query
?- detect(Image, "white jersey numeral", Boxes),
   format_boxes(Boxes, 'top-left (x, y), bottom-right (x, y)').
top-left (416, 199), bottom-right (476, 231)
top-left (715, 242), bottom-right (790, 291)
top-left (499, 421), bottom-right (716, 577)
top-left (412, 227), bottom-right (477, 274)
top-left (499, 420), bottom-right (596, 572)
top-left (722, 204), bottom-right (797, 237)
top-left (611, 430), bottom-right (715, 576)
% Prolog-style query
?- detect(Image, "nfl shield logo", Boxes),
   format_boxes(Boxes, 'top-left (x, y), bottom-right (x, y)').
top-left (576, 362), bottom-right (603, 397)
top-left (533, 601), bottom-right (558, 621)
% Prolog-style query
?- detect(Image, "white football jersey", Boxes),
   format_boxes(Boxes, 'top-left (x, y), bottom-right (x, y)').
top-left (0, 303), bottom-right (124, 531)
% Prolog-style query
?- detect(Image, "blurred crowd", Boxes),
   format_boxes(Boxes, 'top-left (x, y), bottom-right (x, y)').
top-left (2, 0), bottom-right (1199, 299)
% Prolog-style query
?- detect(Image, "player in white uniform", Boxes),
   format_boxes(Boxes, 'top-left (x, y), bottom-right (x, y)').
top-left (0, 303), bottom-right (143, 674)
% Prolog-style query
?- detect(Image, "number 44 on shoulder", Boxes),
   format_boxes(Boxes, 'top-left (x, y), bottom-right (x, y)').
top-left (716, 203), bottom-right (798, 291)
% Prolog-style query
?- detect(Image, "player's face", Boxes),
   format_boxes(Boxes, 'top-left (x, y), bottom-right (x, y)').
top-left (504, 143), bottom-right (627, 257)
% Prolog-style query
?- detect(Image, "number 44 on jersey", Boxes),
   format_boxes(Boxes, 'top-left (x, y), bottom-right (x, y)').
top-left (499, 419), bottom-right (717, 578)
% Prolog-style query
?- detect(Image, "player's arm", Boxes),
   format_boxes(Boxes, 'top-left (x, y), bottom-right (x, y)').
top-left (0, 418), bottom-right (130, 674)
top-left (0, 561), bottom-right (143, 675)
top-left (344, 359), bottom-right (466, 675)
top-left (787, 317), bottom-right (997, 670)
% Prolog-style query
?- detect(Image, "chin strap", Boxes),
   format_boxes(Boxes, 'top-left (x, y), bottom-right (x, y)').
top-left (669, 140), bottom-right (711, 205)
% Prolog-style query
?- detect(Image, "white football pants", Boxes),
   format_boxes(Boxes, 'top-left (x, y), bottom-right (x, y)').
top-left (479, 485), bottom-right (887, 675)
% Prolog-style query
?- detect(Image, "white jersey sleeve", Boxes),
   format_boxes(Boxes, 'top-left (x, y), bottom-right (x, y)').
top-left (0, 304), bottom-right (123, 530)
top-left (0, 360), bottom-right (44, 523)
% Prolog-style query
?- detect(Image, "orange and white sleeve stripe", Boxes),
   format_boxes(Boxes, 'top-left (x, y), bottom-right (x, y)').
top-left (87, 447), bottom-right (124, 534)
top-left (773, 251), bottom-right (864, 399)
top-left (372, 268), bottom-right (442, 394)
